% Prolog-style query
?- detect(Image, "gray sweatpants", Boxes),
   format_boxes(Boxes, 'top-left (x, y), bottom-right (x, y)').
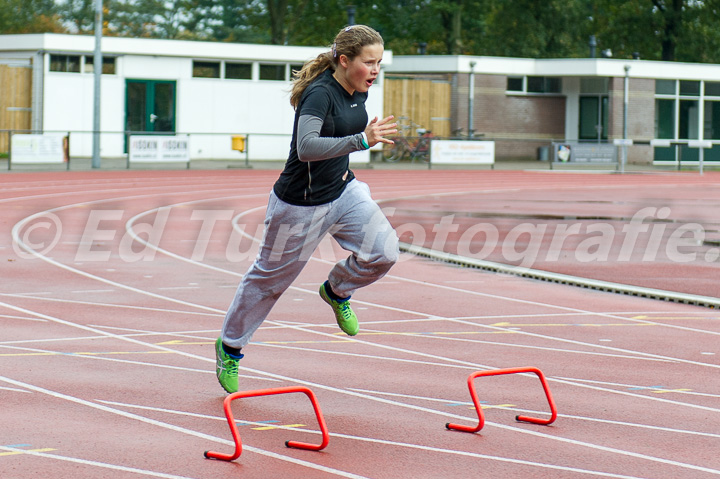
top-left (221, 179), bottom-right (399, 349)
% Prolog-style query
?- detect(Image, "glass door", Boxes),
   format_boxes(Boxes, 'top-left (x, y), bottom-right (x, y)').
top-left (579, 96), bottom-right (608, 141)
top-left (125, 80), bottom-right (176, 134)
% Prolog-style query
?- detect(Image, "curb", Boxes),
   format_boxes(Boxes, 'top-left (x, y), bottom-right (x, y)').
top-left (399, 242), bottom-right (720, 309)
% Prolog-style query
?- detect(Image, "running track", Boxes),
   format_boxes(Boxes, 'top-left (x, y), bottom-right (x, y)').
top-left (1, 169), bottom-right (719, 479)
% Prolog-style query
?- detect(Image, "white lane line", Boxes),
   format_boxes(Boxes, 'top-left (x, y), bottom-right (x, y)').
top-left (124, 200), bottom-right (720, 371)
top-left (0, 375), bottom-right (372, 479)
top-left (352, 325), bottom-right (674, 363)
top-left (0, 313), bottom-right (46, 322)
top-left (96, 400), bottom-right (651, 479)
top-left (0, 292), bottom-right (220, 317)
top-left (555, 376), bottom-right (720, 398)
top-left (251, 340), bottom-right (720, 415)
top-left (9, 211), bottom-right (712, 411)
top-left (347, 387), bottom-right (720, 439)
top-left (0, 343), bottom-right (278, 382)
top-left (0, 385), bottom-right (31, 393)
top-left (8, 181), bottom-right (720, 474)
top-left (0, 445), bottom-right (200, 479)
top-left (11, 196), bottom-right (719, 413)
top-left (3, 300), bottom-right (718, 476)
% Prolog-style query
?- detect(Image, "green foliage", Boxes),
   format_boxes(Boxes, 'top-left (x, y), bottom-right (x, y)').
top-left (481, 0), bottom-right (591, 58)
top-left (0, 0), bottom-right (65, 34)
top-left (4, 0), bottom-right (720, 63)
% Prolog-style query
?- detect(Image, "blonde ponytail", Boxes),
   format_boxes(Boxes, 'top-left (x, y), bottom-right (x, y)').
top-left (290, 52), bottom-right (334, 108)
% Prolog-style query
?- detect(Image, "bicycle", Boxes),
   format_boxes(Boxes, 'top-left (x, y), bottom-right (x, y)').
top-left (382, 118), bottom-right (434, 163)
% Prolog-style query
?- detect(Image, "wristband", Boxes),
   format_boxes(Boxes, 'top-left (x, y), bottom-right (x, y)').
top-left (360, 132), bottom-right (370, 149)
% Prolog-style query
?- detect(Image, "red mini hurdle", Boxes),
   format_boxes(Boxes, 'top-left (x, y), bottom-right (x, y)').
top-left (204, 386), bottom-right (329, 461)
top-left (446, 367), bottom-right (557, 433)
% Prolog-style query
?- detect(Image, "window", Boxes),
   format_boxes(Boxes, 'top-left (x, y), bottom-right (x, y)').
top-left (289, 63), bottom-right (304, 80)
top-left (505, 76), bottom-right (561, 94)
top-left (655, 99), bottom-right (675, 139)
top-left (84, 56), bottom-right (116, 74)
top-left (226, 62), bottom-right (252, 80)
top-left (655, 80), bottom-right (676, 95)
top-left (259, 64), bottom-right (286, 81)
top-left (704, 101), bottom-right (720, 140)
top-left (527, 76), bottom-right (561, 94)
top-left (680, 80), bottom-right (700, 96)
top-left (506, 77), bottom-right (523, 92)
top-left (193, 61), bottom-right (220, 78)
top-left (50, 54), bottom-right (80, 73)
top-left (679, 100), bottom-right (699, 139)
top-left (653, 79), bottom-right (712, 162)
top-left (705, 82), bottom-right (720, 97)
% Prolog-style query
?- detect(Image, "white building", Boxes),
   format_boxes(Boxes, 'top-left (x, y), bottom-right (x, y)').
top-left (0, 33), bottom-right (390, 162)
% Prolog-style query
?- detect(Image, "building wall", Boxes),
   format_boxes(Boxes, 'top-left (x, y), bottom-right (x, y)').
top-left (608, 77), bottom-right (655, 164)
top-left (0, 35), bottom-right (385, 161)
top-left (36, 54), bottom-right (385, 161)
top-left (457, 73), bottom-right (566, 159)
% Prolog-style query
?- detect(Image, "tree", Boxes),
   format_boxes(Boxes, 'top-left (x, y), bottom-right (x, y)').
top-left (0, 0), bottom-right (65, 34)
top-left (481, 0), bottom-right (591, 58)
top-left (56, 0), bottom-right (95, 34)
top-left (653, 0), bottom-right (683, 61)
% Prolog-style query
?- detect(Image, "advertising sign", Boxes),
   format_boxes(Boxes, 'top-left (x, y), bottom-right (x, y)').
top-left (11, 134), bottom-right (67, 164)
top-left (129, 135), bottom-right (190, 163)
top-left (430, 140), bottom-right (495, 165)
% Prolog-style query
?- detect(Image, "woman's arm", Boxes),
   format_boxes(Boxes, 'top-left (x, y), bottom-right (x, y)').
top-left (296, 115), bottom-right (366, 162)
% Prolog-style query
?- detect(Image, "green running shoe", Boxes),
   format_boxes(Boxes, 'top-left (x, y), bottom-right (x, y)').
top-left (319, 283), bottom-right (359, 336)
top-left (215, 337), bottom-right (241, 393)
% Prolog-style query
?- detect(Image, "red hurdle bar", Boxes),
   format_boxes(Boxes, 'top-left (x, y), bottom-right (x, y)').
top-left (446, 367), bottom-right (557, 433)
top-left (204, 386), bottom-right (329, 461)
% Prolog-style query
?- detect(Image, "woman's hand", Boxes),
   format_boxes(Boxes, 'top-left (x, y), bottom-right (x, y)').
top-left (365, 115), bottom-right (397, 147)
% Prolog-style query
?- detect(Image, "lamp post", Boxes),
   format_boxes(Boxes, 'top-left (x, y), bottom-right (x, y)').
top-left (621, 64), bottom-right (630, 173)
top-left (92, 0), bottom-right (102, 168)
top-left (468, 61), bottom-right (476, 138)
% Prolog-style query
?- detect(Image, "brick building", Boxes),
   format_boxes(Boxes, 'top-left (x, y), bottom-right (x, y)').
top-left (385, 55), bottom-right (720, 165)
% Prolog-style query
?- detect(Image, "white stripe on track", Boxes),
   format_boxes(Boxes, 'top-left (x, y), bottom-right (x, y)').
top-left (0, 445), bottom-right (200, 479)
top-left (2, 299), bottom-right (719, 477)
top-left (7, 178), bottom-right (720, 476)
top-left (0, 374), bottom-right (372, 479)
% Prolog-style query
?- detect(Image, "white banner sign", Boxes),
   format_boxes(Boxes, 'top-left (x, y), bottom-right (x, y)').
top-left (129, 135), bottom-right (190, 163)
top-left (430, 140), bottom-right (495, 165)
top-left (11, 134), bottom-right (67, 164)
top-left (349, 148), bottom-right (370, 164)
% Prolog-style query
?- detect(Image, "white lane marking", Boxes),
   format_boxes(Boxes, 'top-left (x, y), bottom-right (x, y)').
top-left (0, 292), bottom-right (220, 317)
top-left (3, 300), bottom-right (719, 476)
top-left (8, 179), bottom-right (720, 475)
top-left (0, 375), bottom-right (372, 479)
top-left (96, 400), bottom-right (651, 479)
top-left (347, 387), bottom-right (720, 439)
top-left (0, 445), bottom-right (200, 479)
top-left (122, 200), bottom-right (720, 370)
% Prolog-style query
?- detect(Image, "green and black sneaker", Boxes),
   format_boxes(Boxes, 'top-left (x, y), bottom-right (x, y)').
top-left (215, 337), bottom-right (242, 393)
top-left (319, 282), bottom-right (359, 336)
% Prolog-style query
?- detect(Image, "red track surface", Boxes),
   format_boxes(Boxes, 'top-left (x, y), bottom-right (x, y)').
top-left (1, 169), bottom-right (719, 479)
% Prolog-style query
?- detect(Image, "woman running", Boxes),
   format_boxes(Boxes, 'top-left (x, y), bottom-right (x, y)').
top-left (215, 25), bottom-right (399, 393)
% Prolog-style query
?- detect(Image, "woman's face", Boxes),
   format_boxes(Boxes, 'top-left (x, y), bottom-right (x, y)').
top-left (336, 43), bottom-right (384, 94)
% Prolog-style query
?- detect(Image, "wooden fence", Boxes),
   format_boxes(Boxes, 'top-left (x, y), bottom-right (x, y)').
top-left (0, 64), bottom-right (32, 153)
top-left (383, 77), bottom-right (451, 137)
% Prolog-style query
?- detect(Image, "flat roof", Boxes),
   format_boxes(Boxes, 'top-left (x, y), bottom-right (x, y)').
top-left (385, 55), bottom-right (720, 81)
top-left (0, 33), bottom-right (394, 64)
